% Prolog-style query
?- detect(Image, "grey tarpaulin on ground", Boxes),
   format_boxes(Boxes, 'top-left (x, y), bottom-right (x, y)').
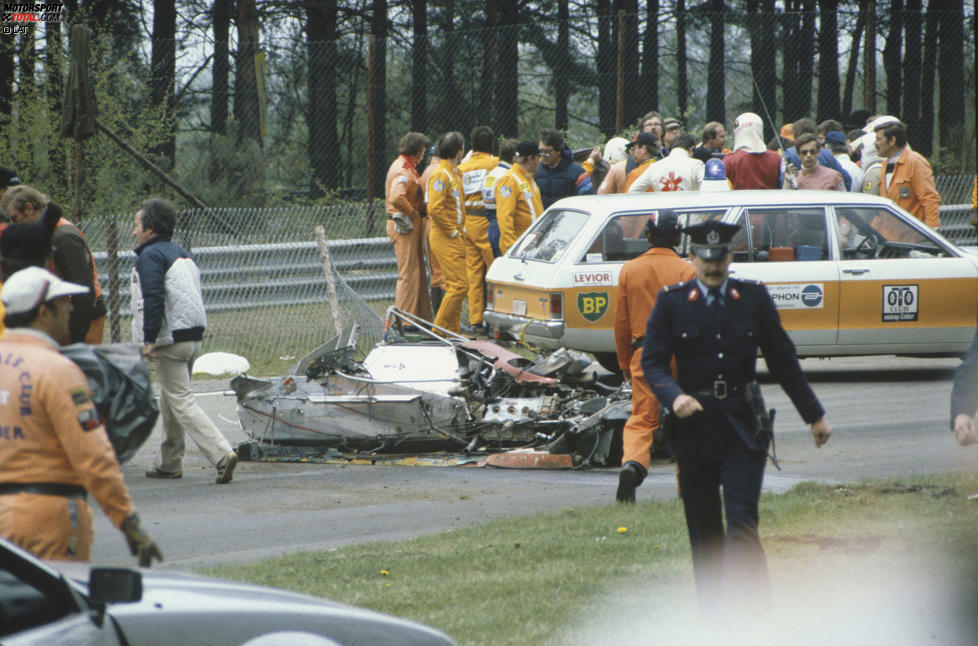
top-left (60, 24), bottom-right (97, 140)
top-left (61, 343), bottom-right (159, 464)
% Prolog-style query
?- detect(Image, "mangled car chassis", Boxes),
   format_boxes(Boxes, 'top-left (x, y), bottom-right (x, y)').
top-left (231, 308), bottom-right (630, 467)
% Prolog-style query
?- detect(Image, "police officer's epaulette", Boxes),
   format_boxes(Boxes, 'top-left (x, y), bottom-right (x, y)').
top-left (663, 281), bottom-right (688, 292)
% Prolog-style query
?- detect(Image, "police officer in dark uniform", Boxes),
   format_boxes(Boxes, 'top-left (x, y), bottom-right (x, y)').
top-left (641, 220), bottom-right (832, 608)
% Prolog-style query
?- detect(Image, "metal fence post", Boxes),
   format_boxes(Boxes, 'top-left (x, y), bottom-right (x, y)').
top-left (107, 216), bottom-right (121, 342)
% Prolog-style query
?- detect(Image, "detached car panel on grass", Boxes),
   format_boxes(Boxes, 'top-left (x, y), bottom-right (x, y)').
top-left (484, 190), bottom-right (978, 365)
top-left (0, 538), bottom-right (456, 646)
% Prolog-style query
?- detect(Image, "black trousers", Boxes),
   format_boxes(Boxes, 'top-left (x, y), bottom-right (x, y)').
top-left (676, 424), bottom-right (769, 610)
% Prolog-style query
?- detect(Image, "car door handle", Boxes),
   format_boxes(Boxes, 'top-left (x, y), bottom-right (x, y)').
top-left (843, 268), bottom-right (870, 275)
top-left (513, 273), bottom-right (524, 281)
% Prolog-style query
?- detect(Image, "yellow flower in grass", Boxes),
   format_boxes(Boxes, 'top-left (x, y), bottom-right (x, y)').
top-left (617, 526), bottom-right (627, 534)
top-left (380, 569), bottom-right (390, 576)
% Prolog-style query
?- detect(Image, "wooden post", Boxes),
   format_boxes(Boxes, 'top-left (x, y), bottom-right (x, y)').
top-left (314, 225), bottom-right (343, 336)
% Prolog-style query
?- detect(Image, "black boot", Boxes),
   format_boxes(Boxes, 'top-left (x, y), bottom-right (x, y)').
top-left (616, 461), bottom-right (647, 503)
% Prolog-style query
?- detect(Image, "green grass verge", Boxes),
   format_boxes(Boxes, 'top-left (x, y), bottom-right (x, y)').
top-left (202, 474), bottom-right (978, 646)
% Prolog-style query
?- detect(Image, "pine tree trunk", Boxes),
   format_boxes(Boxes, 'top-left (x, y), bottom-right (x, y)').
top-left (497, 0), bottom-right (519, 138)
top-left (936, 0), bottom-right (965, 159)
top-left (817, 0), bottom-right (840, 122)
top-left (555, 0), bottom-right (569, 131)
top-left (306, 0), bottom-right (339, 195)
top-left (640, 0), bottom-right (659, 120)
top-left (150, 0), bottom-right (176, 166)
top-left (902, 0), bottom-right (922, 149)
top-left (211, 0), bottom-right (232, 136)
top-left (883, 0), bottom-right (903, 118)
top-left (707, 0), bottom-right (725, 125)
top-left (596, 0), bottom-right (616, 136)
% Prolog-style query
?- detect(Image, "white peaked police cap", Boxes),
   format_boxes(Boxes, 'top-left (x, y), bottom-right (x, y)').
top-left (0, 266), bottom-right (89, 315)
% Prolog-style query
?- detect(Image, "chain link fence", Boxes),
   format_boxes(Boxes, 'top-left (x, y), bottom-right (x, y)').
top-left (86, 202), bottom-right (393, 373)
top-left (81, 176), bottom-right (975, 372)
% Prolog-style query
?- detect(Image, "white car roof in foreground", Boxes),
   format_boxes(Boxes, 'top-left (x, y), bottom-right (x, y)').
top-left (548, 190), bottom-right (899, 215)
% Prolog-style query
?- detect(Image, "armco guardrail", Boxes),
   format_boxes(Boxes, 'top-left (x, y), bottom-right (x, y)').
top-left (95, 237), bottom-right (397, 315)
top-left (937, 204), bottom-right (977, 247)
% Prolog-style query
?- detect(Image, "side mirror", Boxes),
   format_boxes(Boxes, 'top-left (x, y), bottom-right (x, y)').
top-left (89, 567), bottom-right (142, 606)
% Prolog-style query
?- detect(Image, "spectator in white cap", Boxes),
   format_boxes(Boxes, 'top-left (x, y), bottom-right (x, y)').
top-left (722, 112), bottom-right (783, 189)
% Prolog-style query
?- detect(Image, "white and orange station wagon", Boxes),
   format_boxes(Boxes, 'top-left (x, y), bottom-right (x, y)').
top-left (484, 190), bottom-right (978, 372)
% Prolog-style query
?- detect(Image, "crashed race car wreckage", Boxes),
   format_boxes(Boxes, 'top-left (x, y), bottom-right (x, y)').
top-left (230, 308), bottom-right (631, 467)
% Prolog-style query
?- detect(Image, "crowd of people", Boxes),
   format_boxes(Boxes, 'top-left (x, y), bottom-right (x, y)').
top-left (385, 110), bottom-right (947, 335)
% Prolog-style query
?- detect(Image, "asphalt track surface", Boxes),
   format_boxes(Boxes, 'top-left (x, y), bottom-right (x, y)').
top-left (90, 355), bottom-right (978, 569)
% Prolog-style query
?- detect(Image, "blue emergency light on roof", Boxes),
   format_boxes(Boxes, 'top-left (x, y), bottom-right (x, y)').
top-left (704, 158), bottom-right (726, 181)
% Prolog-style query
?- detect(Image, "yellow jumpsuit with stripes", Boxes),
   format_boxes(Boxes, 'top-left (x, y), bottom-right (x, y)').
top-left (458, 152), bottom-right (499, 326)
top-left (495, 164), bottom-right (544, 256)
top-left (426, 160), bottom-right (468, 333)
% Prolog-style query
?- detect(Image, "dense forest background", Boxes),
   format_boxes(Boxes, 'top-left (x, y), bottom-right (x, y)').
top-left (0, 0), bottom-right (974, 219)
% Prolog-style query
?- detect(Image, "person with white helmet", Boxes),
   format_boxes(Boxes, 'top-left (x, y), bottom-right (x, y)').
top-left (722, 112), bottom-right (783, 190)
top-left (598, 136), bottom-right (636, 194)
top-left (603, 137), bottom-right (630, 165)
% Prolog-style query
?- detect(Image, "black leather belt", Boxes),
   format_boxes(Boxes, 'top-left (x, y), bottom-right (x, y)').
top-left (0, 482), bottom-right (88, 499)
top-left (688, 380), bottom-right (744, 401)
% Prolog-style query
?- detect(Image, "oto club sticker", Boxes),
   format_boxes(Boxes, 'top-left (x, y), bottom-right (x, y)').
top-left (882, 284), bottom-right (918, 322)
top-left (767, 283), bottom-right (824, 310)
top-left (577, 291), bottom-right (609, 322)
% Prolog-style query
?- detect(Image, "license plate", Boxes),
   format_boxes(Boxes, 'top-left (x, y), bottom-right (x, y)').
top-left (512, 299), bottom-right (527, 316)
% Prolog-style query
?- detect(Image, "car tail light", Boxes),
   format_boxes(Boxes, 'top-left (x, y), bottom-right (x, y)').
top-left (486, 285), bottom-right (494, 311)
top-left (550, 293), bottom-right (563, 319)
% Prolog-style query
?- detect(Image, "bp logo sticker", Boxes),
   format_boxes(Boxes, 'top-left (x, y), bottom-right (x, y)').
top-left (577, 291), bottom-right (609, 322)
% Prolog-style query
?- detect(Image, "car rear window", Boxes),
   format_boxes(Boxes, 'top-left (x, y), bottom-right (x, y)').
top-left (582, 209), bottom-right (729, 263)
top-left (510, 209), bottom-right (590, 262)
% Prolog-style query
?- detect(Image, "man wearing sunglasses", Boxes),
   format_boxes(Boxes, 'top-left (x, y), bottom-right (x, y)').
top-left (783, 133), bottom-right (845, 191)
